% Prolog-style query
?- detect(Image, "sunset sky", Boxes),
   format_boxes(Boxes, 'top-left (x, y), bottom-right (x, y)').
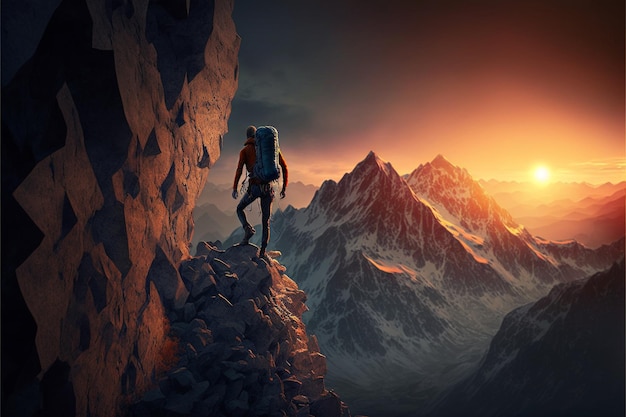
top-left (210, 0), bottom-right (625, 187)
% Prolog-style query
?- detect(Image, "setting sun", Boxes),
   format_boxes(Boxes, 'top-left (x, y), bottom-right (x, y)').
top-left (534, 166), bottom-right (551, 184)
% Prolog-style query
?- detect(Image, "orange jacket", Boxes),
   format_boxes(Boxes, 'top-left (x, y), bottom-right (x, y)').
top-left (233, 137), bottom-right (288, 190)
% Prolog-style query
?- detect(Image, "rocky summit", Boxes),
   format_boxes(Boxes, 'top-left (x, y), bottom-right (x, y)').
top-left (130, 242), bottom-right (352, 417)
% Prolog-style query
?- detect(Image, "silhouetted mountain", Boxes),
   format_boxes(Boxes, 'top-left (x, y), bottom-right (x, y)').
top-left (192, 203), bottom-right (239, 245)
top-left (480, 180), bottom-right (625, 209)
top-left (197, 181), bottom-right (318, 213)
top-left (516, 188), bottom-right (625, 248)
top-left (480, 179), bottom-right (625, 247)
top-left (430, 258), bottom-right (625, 417)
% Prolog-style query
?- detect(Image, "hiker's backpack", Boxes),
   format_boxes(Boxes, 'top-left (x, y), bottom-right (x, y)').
top-left (253, 126), bottom-right (280, 183)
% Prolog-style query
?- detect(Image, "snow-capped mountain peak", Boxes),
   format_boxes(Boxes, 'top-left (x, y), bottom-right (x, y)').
top-left (430, 153), bottom-right (457, 171)
top-left (345, 150), bottom-right (405, 187)
top-left (407, 154), bottom-right (509, 228)
top-left (224, 152), bottom-right (624, 416)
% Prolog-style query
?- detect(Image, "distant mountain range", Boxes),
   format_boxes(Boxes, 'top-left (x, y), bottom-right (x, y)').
top-left (506, 188), bottom-right (624, 248)
top-left (192, 203), bottom-right (239, 245)
top-left (196, 168), bottom-right (624, 250)
top-left (222, 152), bottom-right (623, 416)
top-left (192, 181), bottom-right (318, 245)
top-left (196, 180), bottom-right (318, 212)
top-left (479, 179), bottom-right (625, 208)
top-left (479, 179), bottom-right (624, 248)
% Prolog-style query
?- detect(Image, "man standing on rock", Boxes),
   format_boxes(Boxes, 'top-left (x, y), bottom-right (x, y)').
top-left (232, 125), bottom-right (288, 258)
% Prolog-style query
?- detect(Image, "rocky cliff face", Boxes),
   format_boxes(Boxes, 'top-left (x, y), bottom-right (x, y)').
top-left (2, 0), bottom-right (240, 416)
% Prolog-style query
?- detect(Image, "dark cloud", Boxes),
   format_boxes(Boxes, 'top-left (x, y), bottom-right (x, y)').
top-left (226, 98), bottom-right (315, 146)
top-left (218, 0), bottom-right (624, 185)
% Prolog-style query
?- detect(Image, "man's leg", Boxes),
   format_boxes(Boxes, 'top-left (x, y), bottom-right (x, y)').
top-left (259, 187), bottom-right (274, 257)
top-left (236, 188), bottom-right (257, 243)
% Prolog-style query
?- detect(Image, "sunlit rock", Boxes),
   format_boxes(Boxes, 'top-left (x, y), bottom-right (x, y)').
top-left (2, 0), bottom-right (239, 416)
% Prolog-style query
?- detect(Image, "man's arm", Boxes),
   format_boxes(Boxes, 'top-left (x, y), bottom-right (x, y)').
top-left (232, 149), bottom-right (246, 198)
top-left (279, 152), bottom-right (288, 198)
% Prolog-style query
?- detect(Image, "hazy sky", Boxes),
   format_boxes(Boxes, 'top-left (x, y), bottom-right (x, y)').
top-left (210, 0), bottom-right (625, 187)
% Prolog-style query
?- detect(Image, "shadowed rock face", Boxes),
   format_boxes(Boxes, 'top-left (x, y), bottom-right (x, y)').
top-left (430, 259), bottom-right (625, 417)
top-left (2, 0), bottom-right (239, 416)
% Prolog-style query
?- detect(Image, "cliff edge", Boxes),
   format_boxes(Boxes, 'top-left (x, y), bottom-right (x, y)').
top-left (130, 243), bottom-right (350, 417)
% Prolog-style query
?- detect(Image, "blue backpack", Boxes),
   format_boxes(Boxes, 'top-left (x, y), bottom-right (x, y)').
top-left (253, 126), bottom-right (280, 183)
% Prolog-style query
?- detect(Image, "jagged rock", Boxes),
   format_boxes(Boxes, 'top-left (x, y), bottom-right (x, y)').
top-left (171, 322), bottom-right (191, 338)
top-left (296, 407), bottom-right (312, 417)
top-left (301, 376), bottom-right (326, 399)
top-left (292, 349), bottom-right (313, 374)
top-left (165, 393), bottom-right (195, 416)
top-left (2, 0), bottom-right (239, 416)
top-left (142, 388), bottom-right (166, 410)
top-left (159, 376), bottom-right (173, 397)
top-left (283, 376), bottom-right (303, 399)
top-left (180, 257), bottom-right (217, 301)
top-left (198, 294), bottom-right (234, 321)
top-left (169, 367), bottom-right (196, 393)
top-left (223, 367), bottom-right (244, 383)
top-left (195, 241), bottom-right (225, 259)
top-left (164, 380), bottom-right (210, 416)
top-left (201, 392), bottom-right (222, 413)
top-left (192, 381), bottom-right (210, 400)
top-left (180, 257), bottom-right (208, 291)
top-left (134, 245), bottom-right (351, 416)
top-left (309, 352), bottom-right (327, 376)
top-left (210, 257), bottom-right (232, 276)
top-left (182, 303), bottom-right (196, 322)
top-left (189, 318), bottom-right (208, 331)
top-left (188, 327), bottom-right (212, 352)
top-left (226, 391), bottom-right (250, 417)
top-left (184, 343), bottom-right (198, 361)
top-left (310, 392), bottom-right (344, 417)
top-left (190, 268), bottom-right (218, 300)
top-left (293, 395), bottom-right (310, 407)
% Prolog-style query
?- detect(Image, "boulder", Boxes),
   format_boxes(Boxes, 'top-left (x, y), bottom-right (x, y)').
top-left (310, 392), bottom-right (343, 417)
top-left (169, 367), bottom-right (196, 393)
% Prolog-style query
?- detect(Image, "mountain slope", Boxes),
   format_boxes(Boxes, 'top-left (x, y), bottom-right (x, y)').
top-left (406, 155), bottom-right (615, 284)
top-left (192, 203), bottom-right (240, 244)
top-left (430, 258), bottom-right (625, 417)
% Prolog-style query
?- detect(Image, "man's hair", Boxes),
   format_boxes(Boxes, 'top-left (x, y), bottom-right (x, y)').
top-left (246, 125), bottom-right (257, 138)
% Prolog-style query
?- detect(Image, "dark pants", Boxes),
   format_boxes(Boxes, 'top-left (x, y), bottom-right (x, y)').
top-left (236, 183), bottom-right (274, 250)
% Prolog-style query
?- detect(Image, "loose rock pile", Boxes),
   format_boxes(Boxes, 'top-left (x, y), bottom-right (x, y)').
top-left (131, 243), bottom-right (352, 417)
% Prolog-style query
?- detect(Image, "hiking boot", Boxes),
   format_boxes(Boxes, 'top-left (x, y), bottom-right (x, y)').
top-left (241, 225), bottom-right (255, 244)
